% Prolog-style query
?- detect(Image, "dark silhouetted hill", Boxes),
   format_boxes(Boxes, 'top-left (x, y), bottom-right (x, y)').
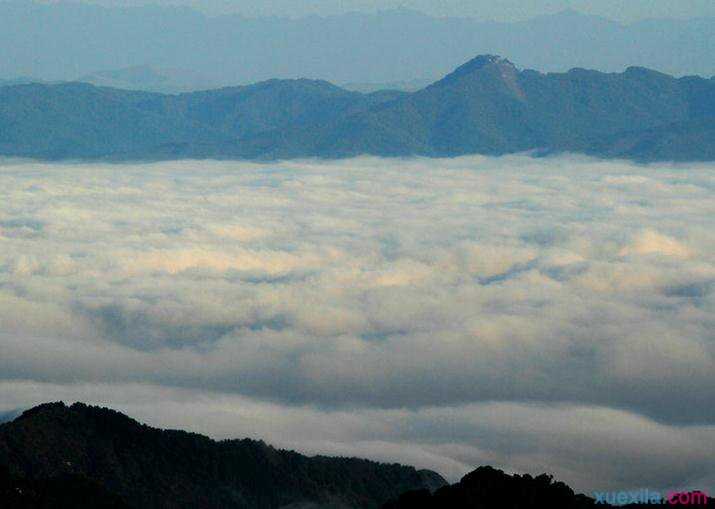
top-left (381, 466), bottom-right (715, 509)
top-left (0, 56), bottom-right (713, 162)
top-left (0, 464), bottom-right (131, 509)
top-left (0, 402), bottom-right (446, 509)
top-left (2, 403), bottom-right (712, 509)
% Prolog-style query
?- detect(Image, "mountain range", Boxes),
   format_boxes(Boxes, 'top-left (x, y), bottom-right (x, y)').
top-left (1, 403), bottom-right (713, 509)
top-left (1, 2), bottom-right (715, 88)
top-left (1, 55), bottom-right (713, 162)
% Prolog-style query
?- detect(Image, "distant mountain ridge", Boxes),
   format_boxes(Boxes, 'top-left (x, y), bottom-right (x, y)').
top-left (0, 402), bottom-right (446, 509)
top-left (77, 66), bottom-right (227, 94)
top-left (0, 55), bottom-right (713, 162)
top-left (0, 77), bottom-right (44, 87)
top-left (77, 67), bottom-right (430, 95)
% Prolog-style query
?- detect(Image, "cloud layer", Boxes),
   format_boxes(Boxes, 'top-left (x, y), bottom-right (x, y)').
top-left (1, 156), bottom-right (714, 492)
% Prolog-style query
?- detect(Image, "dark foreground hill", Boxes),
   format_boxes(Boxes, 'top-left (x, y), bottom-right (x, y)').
top-left (1, 55), bottom-right (713, 162)
top-left (1, 403), bottom-right (713, 509)
top-left (0, 402), bottom-right (445, 509)
top-left (382, 466), bottom-right (715, 509)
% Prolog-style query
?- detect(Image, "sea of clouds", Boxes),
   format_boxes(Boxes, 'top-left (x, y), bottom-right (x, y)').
top-left (0, 155), bottom-right (713, 493)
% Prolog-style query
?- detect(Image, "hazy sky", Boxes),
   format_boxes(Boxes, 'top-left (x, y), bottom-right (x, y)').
top-left (77, 0), bottom-right (715, 21)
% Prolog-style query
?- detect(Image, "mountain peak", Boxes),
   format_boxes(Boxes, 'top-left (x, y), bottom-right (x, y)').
top-left (440, 55), bottom-right (517, 83)
top-left (15, 401), bottom-right (67, 421)
top-left (12, 401), bottom-right (133, 426)
top-left (459, 55), bottom-right (514, 71)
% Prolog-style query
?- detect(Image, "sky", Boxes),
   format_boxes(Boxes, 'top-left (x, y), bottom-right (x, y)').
top-left (1, 156), bottom-right (714, 494)
top-left (5, 0), bottom-right (714, 82)
top-left (73, 0), bottom-right (715, 21)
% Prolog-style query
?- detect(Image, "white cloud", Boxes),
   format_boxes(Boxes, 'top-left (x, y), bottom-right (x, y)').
top-left (620, 229), bottom-right (692, 259)
top-left (0, 155), bottom-right (714, 492)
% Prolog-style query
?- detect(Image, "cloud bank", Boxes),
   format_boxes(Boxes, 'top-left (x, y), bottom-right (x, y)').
top-left (1, 156), bottom-right (713, 492)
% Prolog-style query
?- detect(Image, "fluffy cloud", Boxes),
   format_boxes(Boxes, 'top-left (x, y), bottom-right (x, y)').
top-left (0, 155), bottom-right (713, 492)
